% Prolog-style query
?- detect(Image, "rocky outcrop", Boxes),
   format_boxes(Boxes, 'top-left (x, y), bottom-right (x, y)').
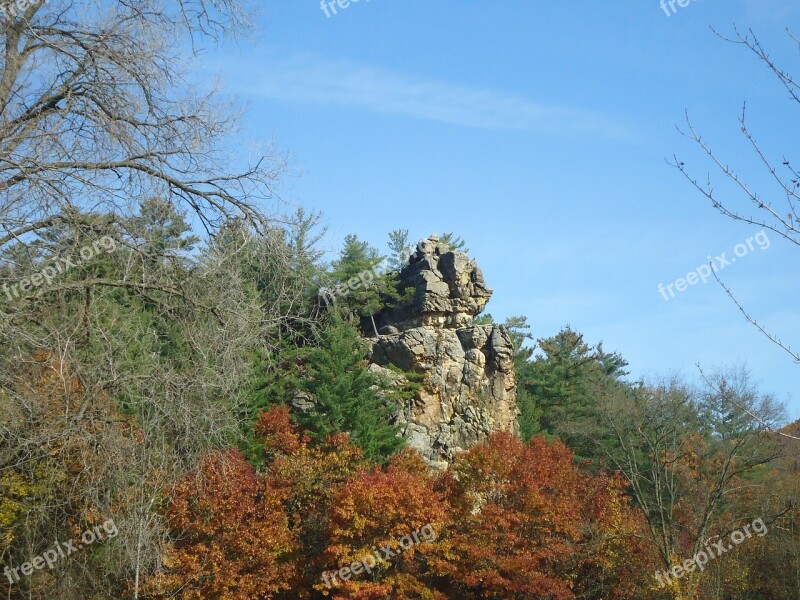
top-left (369, 235), bottom-right (518, 469)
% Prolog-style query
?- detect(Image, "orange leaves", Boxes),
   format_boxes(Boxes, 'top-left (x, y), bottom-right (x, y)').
top-left (148, 449), bottom-right (298, 599)
top-left (319, 450), bottom-right (449, 597)
top-left (433, 433), bottom-right (585, 599)
top-left (153, 408), bottom-right (651, 599)
top-left (430, 433), bottom-right (645, 599)
top-left (328, 450), bottom-right (447, 545)
top-left (254, 404), bottom-right (308, 456)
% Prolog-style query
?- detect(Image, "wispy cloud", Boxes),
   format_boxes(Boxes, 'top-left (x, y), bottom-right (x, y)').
top-left (232, 54), bottom-right (632, 139)
top-left (742, 0), bottom-right (799, 22)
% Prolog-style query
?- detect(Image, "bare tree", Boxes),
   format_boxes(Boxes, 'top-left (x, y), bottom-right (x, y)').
top-left (0, 3), bottom-right (319, 598)
top-left (583, 370), bottom-right (783, 598)
top-left (0, 0), bottom-right (283, 247)
top-left (672, 26), bottom-right (800, 366)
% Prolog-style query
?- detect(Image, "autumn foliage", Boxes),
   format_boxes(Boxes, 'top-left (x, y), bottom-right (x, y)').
top-left (147, 407), bottom-right (661, 599)
top-left (430, 434), bottom-right (632, 599)
top-left (143, 448), bottom-right (296, 599)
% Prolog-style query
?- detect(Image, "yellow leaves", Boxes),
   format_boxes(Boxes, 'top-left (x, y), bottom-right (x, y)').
top-left (0, 469), bottom-right (42, 553)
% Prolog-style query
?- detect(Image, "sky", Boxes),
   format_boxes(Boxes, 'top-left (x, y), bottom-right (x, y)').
top-left (201, 0), bottom-right (800, 418)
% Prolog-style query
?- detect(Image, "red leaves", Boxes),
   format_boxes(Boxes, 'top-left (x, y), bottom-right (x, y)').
top-left (433, 434), bottom-right (585, 599)
top-left (147, 449), bottom-right (298, 599)
top-left (430, 433), bottom-right (647, 599)
top-left (152, 409), bottom-right (650, 599)
top-left (320, 450), bottom-right (449, 597)
top-left (254, 404), bottom-right (308, 456)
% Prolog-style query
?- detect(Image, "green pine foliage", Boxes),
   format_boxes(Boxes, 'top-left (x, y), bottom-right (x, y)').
top-left (517, 387), bottom-right (542, 443)
top-left (291, 317), bottom-right (406, 463)
top-left (517, 326), bottom-right (630, 459)
top-left (328, 234), bottom-right (412, 337)
top-left (241, 311), bottom-right (408, 466)
top-left (387, 229), bottom-right (413, 272)
top-left (127, 197), bottom-right (200, 261)
top-left (439, 232), bottom-right (468, 252)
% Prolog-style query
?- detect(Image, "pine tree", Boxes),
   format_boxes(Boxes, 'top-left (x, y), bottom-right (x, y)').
top-left (501, 316), bottom-right (540, 442)
top-left (287, 208), bottom-right (326, 300)
top-left (519, 326), bottom-right (630, 458)
top-left (387, 229), bottom-right (413, 272)
top-left (439, 232), bottom-right (468, 252)
top-left (292, 318), bottom-right (405, 462)
top-left (127, 197), bottom-right (199, 264)
top-left (328, 234), bottom-right (411, 337)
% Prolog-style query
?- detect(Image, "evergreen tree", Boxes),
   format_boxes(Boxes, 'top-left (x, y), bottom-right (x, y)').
top-left (287, 208), bottom-right (326, 300)
top-left (503, 315), bottom-right (535, 367)
top-left (517, 326), bottom-right (630, 456)
top-left (387, 229), bottom-right (413, 272)
top-left (239, 338), bottom-right (309, 464)
top-left (126, 197), bottom-right (199, 265)
top-left (440, 232), bottom-right (468, 252)
top-left (500, 315), bottom-right (541, 441)
top-left (517, 388), bottom-right (542, 443)
top-left (328, 234), bottom-right (410, 337)
top-left (292, 318), bottom-right (405, 462)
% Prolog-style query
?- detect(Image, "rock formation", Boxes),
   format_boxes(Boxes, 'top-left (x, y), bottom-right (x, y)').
top-left (369, 235), bottom-right (519, 469)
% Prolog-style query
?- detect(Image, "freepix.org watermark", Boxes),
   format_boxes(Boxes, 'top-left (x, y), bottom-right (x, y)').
top-left (657, 230), bottom-right (770, 301)
top-left (320, 524), bottom-right (436, 589)
top-left (0, 0), bottom-right (48, 23)
top-left (655, 517), bottom-right (767, 588)
top-left (320, 267), bottom-right (379, 307)
top-left (3, 519), bottom-right (118, 585)
top-left (1, 235), bottom-right (118, 302)
top-left (660, 0), bottom-right (699, 17)
top-left (320, 0), bottom-right (370, 18)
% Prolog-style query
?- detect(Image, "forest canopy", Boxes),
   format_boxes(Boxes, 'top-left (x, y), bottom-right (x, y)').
top-left (1, 2), bottom-right (799, 599)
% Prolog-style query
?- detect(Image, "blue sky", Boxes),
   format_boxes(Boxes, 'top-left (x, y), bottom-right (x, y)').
top-left (204, 0), bottom-right (800, 417)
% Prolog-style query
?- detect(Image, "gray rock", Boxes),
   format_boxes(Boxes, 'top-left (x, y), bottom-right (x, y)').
top-left (370, 235), bottom-right (519, 469)
top-left (291, 391), bottom-right (316, 413)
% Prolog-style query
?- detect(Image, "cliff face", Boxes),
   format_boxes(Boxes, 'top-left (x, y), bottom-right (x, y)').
top-left (370, 236), bottom-right (519, 469)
